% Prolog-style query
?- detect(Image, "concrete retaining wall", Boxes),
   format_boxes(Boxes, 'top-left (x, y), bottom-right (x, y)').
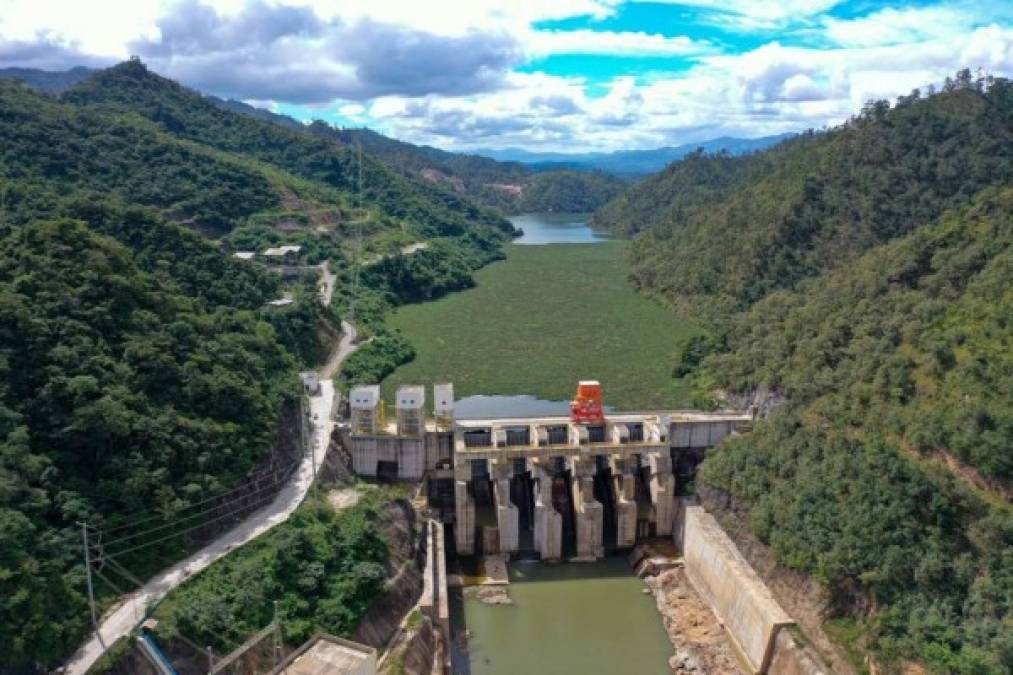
top-left (348, 431), bottom-right (452, 480)
top-left (674, 501), bottom-right (795, 674)
top-left (768, 628), bottom-right (830, 675)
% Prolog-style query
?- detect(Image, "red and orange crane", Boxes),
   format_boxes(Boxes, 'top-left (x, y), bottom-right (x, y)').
top-left (569, 380), bottom-right (605, 422)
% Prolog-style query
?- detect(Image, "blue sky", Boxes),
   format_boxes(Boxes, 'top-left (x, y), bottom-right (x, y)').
top-left (1, 0), bottom-right (1011, 151)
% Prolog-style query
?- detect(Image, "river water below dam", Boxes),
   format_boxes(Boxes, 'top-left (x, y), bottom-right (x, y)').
top-left (454, 557), bottom-right (672, 675)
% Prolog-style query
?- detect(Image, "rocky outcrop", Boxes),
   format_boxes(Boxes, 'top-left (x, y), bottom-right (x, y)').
top-left (378, 614), bottom-right (447, 675)
top-left (642, 564), bottom-right (744, 675)
top-left (353, 499), bottom-right (426, 648)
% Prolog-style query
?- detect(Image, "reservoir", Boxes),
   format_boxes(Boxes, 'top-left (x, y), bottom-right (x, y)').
top-left (382, 213), bottom-right (700, 410)
top-left (455, 394), bottom-right (616, 418)
top-left (457, 557), bottom-right (672, 675)
top-left (511, 212), bottom-right (610, 244)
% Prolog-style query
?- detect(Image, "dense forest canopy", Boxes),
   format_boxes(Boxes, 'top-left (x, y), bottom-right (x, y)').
top-left (0, 58), bottom-right (515, 672)
top-left (594, 72), bottom-right (1013, 674)
top-left (0, 216), bottom-right (298, 667)
top-left (62, 60), bottom-right (513, 240)
top-left (593, 71), bottom-right (1013, 315)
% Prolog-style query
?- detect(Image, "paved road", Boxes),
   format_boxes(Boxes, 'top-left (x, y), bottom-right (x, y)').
top-left (65, 315), bottom-right (366, 673)
top-left (65, 251), bottom-right (370, 673)
top-left (318, 261), bottom-right (337, 306)
top-left (321, 319), bottom-right (363, 380)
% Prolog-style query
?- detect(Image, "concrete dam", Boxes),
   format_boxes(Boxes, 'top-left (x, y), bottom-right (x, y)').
top-left (340, 381), bottom-right (751, 560)
top-left (338, 381), bottom-right (831, 675)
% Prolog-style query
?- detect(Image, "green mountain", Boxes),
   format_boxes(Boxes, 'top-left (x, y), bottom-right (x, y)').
top-left (323, 126), bottom-right (628, 214)
top-left (0, 66), bottom-right (94, 93)
top-left (593, 79), bottom-right (1011, 315)
top-left (62, 60), bottom-right (512, 240)
top-left (593, 73), bottom-right (1013, 673)
top-left (0, 59), bottom-right (514, 672)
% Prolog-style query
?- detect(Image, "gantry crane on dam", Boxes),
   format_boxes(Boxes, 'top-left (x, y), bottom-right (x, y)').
top-left (339, 380), bottom-right (752, 561)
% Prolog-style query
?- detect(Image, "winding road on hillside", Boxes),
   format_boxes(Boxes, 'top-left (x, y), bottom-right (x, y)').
top-left (65, 265), bottom-right (361, 675)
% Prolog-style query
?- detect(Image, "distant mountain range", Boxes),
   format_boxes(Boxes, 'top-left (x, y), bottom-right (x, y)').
top-left (0, 66), bottom-right (796, 182)
top-left (476, 134), bottom-right (796, 175)
top-left (0, 65), bottom-right (94, 93)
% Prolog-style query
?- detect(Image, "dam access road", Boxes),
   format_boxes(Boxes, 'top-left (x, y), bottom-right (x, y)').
top-left (65, 272), bottom-right (360, 675)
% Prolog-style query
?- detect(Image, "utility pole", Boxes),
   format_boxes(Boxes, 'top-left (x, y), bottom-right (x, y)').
top-left (301, 395), bottom-right (317, 496)
top-left (207, 645), bottom-right (215, 672)
top-left (81, 522), bottom-right (106, 649)
top-left (272, 601), bottom-right (283, 667)
top-left (350, 141), bottom-right (364, 324)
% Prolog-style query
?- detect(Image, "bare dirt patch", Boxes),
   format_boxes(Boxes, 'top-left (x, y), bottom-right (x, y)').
top-left (327, 487), bottom-right (361, 510)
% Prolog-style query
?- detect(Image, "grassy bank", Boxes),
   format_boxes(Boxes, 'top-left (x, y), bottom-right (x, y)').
top-left (382, 241), bottom-right (701, 410)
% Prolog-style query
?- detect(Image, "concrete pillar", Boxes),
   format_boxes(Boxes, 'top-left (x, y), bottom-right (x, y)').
top-left (532, 462), bottom-right (562, 560)
top-left (648, 452), bottom-right (675, 536)
top-left (610, 455), bottom-right (637, 549)
top-left (453, 463), bottom-right (475, 556)
top-left (397, 438), bottom-right (425, 479)
top-left (492, 460), bottom-right (518, 554)
top-left (351, 437), bottom-right (379, 477)
top-left (569, 456), bottom-right (604, 560)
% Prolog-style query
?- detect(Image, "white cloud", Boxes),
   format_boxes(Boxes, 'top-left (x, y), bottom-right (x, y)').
top-left (283, 0), bottom-right (621, 36)
top-left (369, 22), bottom-right (1013, 152)
top-left (525, 29), bottom-right (713, 57)
top-left (1, 0), bottom-right (1011, 152)
top-left (822, 5), bottom-right (974, 47)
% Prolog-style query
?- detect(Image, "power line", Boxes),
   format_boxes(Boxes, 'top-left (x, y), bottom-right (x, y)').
top-left (96, 460), bottom-right (297, 535)
top-left (102, 480), bottom-right (290, 558)
top-left (80, 459), bottom-right (286, 524)
top-left (100, 553), bottom-right (147, 589)
top-left (99, 467), bottom-right (296, 549)
top-left (93, 568), bottom-right (129, 597)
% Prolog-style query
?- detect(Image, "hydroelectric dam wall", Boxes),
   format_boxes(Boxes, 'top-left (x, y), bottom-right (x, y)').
top-left (338, 385), bottom-right (832, 674)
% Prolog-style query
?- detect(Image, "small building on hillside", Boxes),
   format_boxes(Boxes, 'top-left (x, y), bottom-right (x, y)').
top-left (233, 251), bottom-right (257, 261)
top-left (261, 245), bottom-right (303, 263)
top-left (301, 372), bottom-right (320, 395)
top-left (270, 633), bottom-right (376, 675)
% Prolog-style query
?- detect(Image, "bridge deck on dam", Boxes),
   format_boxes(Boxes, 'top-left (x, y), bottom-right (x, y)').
top-left (452, 411), bottom-right (752, 459)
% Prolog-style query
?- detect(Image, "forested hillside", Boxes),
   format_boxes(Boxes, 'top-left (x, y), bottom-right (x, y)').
top-left (0, 80), bottom-right (280, 233)
top-left (0, 215), bottom-right (298, 669)
top-left (0, 66), bottom-right (93, 93)
top-left (63, 60), bottom-right (511, 240)
top-left (593, 72), bottom-right (1012, 314)
top-left (594, 73), bottom-right (1012, 673)
top-left (1, 63), bottom-right (628, 217)
top-left (0, 59), bottom-right (511, 672)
